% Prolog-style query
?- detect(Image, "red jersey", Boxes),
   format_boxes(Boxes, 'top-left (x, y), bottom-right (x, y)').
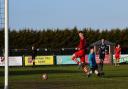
top-left (77, 38), bottom-right (86, 50)
top-left (115, 47), bottom-right (121, 55)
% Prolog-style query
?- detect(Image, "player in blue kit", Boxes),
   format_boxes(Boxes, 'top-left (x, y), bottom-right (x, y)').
top-left (87, 47), bottom-right (99, 77)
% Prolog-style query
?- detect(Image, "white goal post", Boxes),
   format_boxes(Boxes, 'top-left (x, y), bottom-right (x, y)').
top-left (4, 0), bottom-right (9, 89)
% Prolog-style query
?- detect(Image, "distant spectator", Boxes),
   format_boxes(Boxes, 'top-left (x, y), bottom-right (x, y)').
top-left (0, 45), bottom-right (4, 62)
top-left (31, 45), bottom-right (37, 67)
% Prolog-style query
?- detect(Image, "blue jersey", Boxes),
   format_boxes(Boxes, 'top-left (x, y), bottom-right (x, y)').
top-left (88, 53), bottom-right (97, 68)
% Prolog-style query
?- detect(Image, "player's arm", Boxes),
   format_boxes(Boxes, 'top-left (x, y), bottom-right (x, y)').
top-left (76, 43), bottom-right (82, 50)
top-left (105, 44), bottom-right (108, 54)
top-left (97, 46), bottom-right (101, 54)
top-left (75, 41), bottom-right (80, 50)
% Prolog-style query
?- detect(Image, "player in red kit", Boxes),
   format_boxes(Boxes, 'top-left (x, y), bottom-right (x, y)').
top-left (114, 44), bottom-right (121, 66)
top-left (71, 31), bottom-right (88, 74)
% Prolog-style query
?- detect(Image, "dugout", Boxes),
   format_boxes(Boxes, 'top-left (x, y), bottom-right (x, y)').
top-left (91, 40), bottom-right (115, 64)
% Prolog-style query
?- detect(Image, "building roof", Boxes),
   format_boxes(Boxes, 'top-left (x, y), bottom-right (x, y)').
top-left (91, 40), bottom-right (115, 46)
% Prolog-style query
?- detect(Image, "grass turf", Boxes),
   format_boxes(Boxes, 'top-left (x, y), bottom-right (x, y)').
top-left (0, 65), bottom-right (128, 89)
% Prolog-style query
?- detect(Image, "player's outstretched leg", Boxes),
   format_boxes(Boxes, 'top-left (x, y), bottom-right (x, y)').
top-left (81, 63), bottom-right (89, 75)
top-left (71, 54), bottom-right (79, 65)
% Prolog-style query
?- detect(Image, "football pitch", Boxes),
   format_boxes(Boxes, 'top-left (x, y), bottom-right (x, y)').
top-left (0, 65), bottom-right (128, 89)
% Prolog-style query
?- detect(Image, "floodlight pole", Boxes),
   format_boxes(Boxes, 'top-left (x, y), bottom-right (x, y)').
top-left (4, 0), bottom-right (9, 89)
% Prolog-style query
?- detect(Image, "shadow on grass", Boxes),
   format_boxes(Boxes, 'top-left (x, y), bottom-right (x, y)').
top-left (0, 86), bottom-right (4, 89)
top-left (0, 69), bottom-right (81, 76)
top-left (105, 75), bottom-right (128, 78)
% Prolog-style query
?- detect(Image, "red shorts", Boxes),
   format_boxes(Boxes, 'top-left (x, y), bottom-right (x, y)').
top-left (115, 54), bottom-right (120, 60)
top-left (74, 49), bottom-right (85, 63)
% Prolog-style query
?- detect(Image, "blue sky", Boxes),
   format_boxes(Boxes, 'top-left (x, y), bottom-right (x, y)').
top-left (9, 0), bottom-right (128, 30)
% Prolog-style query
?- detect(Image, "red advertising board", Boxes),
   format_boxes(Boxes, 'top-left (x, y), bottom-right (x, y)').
top-left (85, 54), bottom-right (111, 64)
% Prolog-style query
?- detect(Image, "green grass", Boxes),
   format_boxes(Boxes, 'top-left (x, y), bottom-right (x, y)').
top-left (0, 65), bottom-right (128, 89)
